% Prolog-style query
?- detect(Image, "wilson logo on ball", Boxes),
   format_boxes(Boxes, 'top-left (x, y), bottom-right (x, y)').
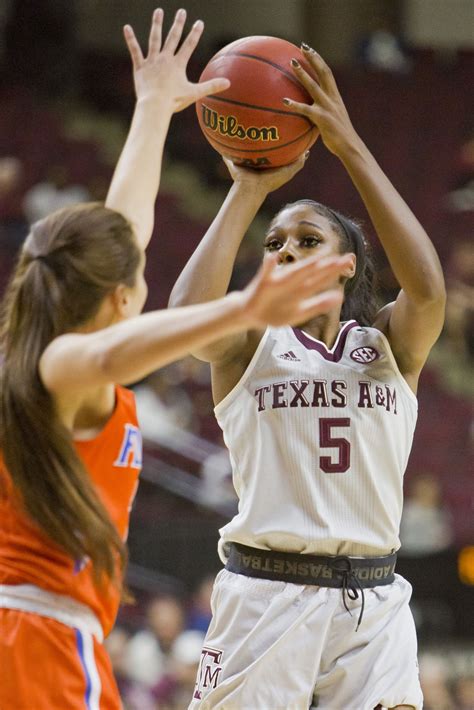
top-left (201, 105), bottom-right (279, 142)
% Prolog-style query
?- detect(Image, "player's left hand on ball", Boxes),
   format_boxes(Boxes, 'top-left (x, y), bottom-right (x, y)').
top-left (283, 47), bottom-right (359, 157)
top-left (223, 152), bottom-right (309, 195)
top-left (124, 8), bottom-right (230, 112)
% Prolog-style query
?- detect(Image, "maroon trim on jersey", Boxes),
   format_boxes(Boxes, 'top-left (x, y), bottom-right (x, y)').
top-left (291, 321), bottom-right (359, 362)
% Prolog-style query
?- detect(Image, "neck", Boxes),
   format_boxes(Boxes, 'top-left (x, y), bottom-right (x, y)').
top-left (295, 309), bottom-right (344, 349)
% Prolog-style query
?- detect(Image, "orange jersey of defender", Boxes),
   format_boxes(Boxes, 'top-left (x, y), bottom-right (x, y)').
top-left (0, 385), bottom-right (142, 637)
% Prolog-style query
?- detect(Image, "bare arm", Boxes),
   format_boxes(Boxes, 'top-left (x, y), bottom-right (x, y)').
top-left (105, 8), bottom-right (229, 251)
top-left (287, 48), bottom-right (446, 388)
top-left (169, 156), bottom-right (308, 362)
top-left (40, 253), bottom-right (350, 391)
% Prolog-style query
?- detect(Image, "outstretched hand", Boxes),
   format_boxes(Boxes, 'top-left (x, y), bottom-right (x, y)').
top-left (241, 253), bottom-right (353, 328)
top-left (283, 47), bottom-right (359, 157)
top-left (124, 8), bottom-right (230, 112)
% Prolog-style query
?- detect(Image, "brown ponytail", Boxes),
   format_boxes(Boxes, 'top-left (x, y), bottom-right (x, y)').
top-left (0, 203), bottom-right (141, 586)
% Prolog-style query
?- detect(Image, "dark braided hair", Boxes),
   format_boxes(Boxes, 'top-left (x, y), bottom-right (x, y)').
top-left (282, 200), bottom-right (380, 326)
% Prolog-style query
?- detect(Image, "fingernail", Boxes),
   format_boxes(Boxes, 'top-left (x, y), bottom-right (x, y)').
top-left (291, 58), bottom-right (300, 68)
top-left (301, 42), bottom-right (310, 51)
top-left (305, 151), bottom-right (310, 159)
top-left (194, 19), bottom-right (204, 28)
top-left (282, 98), bottom-right (290, 105)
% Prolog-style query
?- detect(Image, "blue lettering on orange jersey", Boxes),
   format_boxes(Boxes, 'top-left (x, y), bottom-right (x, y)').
top-left (114, 424), bottom-right (143, 469)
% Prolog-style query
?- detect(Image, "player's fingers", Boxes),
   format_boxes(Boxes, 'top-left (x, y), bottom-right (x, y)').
top-left (261, 252), bottom-right (279, 276)
top-left (178, 19), bottom-right (204, 64)
top-left (123, 25), bottom-right (144, 69)
top-left (194, 77), bottom-right (231, 101)
top-left (282, 97), bottom-right (315, 119)
top-left (163, 7), bottom-right (186, 53)
top-left (147, 7), bottom-right (163, 58)
top-left (290, 58), bottom-right (324, 101)
top-left (300, 45), bottom-right (338, 95)
top-left (298, 269), bottom-right (341, 296)
top-left (284, 254), bottom-right (352, 288)
top-left (277, 254), bottom-right (351, 289)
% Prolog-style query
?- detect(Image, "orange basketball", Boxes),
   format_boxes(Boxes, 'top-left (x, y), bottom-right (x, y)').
top-left (196, 36), bottom-right (319, 169)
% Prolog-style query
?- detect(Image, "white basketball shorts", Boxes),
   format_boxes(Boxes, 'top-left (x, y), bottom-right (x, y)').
top-left (189, 569), bottom-right (422, 710)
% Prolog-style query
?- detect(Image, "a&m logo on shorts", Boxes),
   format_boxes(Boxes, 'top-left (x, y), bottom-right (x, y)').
top-left (350, 347), bottom-right (379, 363)
top-left (194, 647), bottom-right (224, 700)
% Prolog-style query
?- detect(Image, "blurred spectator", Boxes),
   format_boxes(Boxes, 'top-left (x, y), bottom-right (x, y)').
top-left (134, 367), bottom-right (196, 446)
top-left (22, 164), bottom-right (90, 224)
top-left (104, 626), bottom-right (133, 700)
top-left (356, 19), bottom-right (412, 74)
top-left (124, 595), bottom-right (185, 689)
top-left (453, 675), bottom-right (474, 710)
top-left (0, 156), bottom-right (27, 271)
top-left (446, 132), bottom-right (474, 213)
top-left (427, 238), bottom-right (474, 398)
top-left (186, 574), bottom-right (214, 634)
top-left (153, 630), bottom-right (205, 709)
top-left (419, 654), bottom-right (456, 710)
top-left (400, 474), bottom-right (454, 555)
top-left (444, 240), bottom-right (474, 361)
top-left (447, 178), bottom-right (474, 213)
top-left (0, 156), bottom-right (21, 197)
top-left (198, 447), bottom-right (237, 511)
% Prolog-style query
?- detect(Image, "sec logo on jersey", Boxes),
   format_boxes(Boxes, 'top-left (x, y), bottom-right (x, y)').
top-left (350, 347), bottom-right (379, 363)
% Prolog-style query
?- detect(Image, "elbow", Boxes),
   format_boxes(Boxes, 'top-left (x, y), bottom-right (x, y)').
top-left (412, 266), bottom-right (446, 308)
top-left (428, 281), bottom-right (447, 310)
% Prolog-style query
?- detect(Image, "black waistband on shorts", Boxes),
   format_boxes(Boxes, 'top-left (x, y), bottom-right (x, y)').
top-left (225, 542), bottom-right (397, 589)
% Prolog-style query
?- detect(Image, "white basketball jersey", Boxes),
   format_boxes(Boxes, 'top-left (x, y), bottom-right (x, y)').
top-left (215, 321), bottom-right (418, 556)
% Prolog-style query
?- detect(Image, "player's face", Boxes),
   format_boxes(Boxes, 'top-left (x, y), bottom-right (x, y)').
top-left (263, 205), bottom-right (341, 264)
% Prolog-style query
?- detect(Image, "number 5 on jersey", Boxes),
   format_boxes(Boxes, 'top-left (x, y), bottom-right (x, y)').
top-left (319, 418), bottom-right (350, 473)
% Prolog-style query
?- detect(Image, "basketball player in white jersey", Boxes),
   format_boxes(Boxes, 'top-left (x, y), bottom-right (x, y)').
top-left (169, 46), bottom-right (445, 710)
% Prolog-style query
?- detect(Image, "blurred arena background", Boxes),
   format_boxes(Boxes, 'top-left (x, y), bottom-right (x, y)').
top-left (0, 1), bottom-right (472, 707)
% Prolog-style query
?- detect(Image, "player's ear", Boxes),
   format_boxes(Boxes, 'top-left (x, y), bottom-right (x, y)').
top-left (111, 283), bottom-right (132, 319)
top-left (341, 253), bottom-right (356, 279)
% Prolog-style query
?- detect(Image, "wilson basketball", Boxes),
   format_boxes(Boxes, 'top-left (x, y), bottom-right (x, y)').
top-left (196, 36), bottom-right (319, 169)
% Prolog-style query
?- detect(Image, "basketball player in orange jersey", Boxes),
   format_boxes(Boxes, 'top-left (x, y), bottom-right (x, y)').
top-left (0, 12), bottom-right (353, 710)
top-left (170, 47), bottom-right (446, 709)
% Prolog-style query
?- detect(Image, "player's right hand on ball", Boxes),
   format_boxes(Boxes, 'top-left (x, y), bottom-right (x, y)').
top-left (124, 8), bottom-right (230, 112)
top-left (223, 152), bottom-right (309, 195)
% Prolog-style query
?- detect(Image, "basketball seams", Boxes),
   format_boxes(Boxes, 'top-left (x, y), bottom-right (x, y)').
top-left (206, 51), bottom-right (311, 92)
top-left (203, 95), bottom-right (313, 126)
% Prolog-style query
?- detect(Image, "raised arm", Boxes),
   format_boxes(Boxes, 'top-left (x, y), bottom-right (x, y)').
top-left (286, 47), bottom-right (446, 389)
top-left (105, 8), bottom-right (229, 250)
top-left (168, 156), bottom-right (308, 362)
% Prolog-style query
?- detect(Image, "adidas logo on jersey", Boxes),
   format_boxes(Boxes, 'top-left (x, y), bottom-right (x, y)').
top-left (277, 350), bottom-right (300, 362)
